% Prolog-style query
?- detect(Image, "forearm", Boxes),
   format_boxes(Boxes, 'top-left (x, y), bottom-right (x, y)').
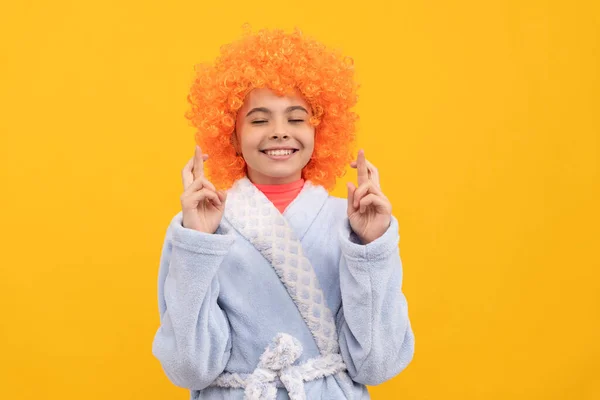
top-left (152, 213), bottom-right (235, 389)
top-left (336, 216), bottom-right (415, 385)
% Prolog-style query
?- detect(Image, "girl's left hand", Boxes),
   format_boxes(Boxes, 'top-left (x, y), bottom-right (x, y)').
top-left (347, 150), bottom-right (392, 244)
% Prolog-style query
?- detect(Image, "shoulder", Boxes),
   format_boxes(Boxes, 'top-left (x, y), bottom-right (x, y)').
top-left (300, 180), bottom-right (348, 222)
top-left (323, 195), bottom-right (347, 214)
top-left (316, 194), bottom-right (349, 229)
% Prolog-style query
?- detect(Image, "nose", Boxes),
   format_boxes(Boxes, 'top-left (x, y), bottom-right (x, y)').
top-left (270, 117), bottom-right (289, 140)
top-left (269, 133), bottom-right (290, 140)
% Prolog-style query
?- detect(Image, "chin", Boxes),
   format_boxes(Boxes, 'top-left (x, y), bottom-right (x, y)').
top-left (249, 163), bottom-right (306, 183)
top-left (261, 168), bottom-right (300, 178)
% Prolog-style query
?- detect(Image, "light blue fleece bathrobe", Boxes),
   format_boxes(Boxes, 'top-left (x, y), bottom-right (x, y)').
top-left (152, 177), bottom-right (415, 399)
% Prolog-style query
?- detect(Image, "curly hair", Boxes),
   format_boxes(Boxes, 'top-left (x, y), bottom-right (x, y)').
top-left (184, 25), bottom-right (359, 191)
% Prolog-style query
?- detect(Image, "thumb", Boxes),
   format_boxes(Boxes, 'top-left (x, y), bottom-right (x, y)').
top-left (217, 190), bottom-right (228, 204)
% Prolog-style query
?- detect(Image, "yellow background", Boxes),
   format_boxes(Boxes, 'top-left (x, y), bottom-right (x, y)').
top-left (1, 1), bottom-right (598, 399)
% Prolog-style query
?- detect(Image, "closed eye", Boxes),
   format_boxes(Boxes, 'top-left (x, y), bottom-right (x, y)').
top-left (251, 119), bottom-right (304, 125)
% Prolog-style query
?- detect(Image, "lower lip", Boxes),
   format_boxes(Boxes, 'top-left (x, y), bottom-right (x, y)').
top-left (261, 151), bottom-right (297, 160)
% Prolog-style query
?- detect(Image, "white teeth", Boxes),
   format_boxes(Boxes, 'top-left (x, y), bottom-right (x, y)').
top-left (265, 149), bottom-right (294, 156)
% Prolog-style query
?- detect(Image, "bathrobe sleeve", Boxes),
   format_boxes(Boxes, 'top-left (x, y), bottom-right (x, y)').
top-left (152, 213), bottom-right (235, 390)
top-left (336, 216), bottom-right (415, 385)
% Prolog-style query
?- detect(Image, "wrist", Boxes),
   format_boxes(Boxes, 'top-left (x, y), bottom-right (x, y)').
top-left (181, 221), bottom-right (216, 234)
top-left (356, 218), bottom-right (392, 245)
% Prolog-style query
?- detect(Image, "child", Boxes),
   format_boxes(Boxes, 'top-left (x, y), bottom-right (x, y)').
top-left (152, 27), bottom-right (415, 400)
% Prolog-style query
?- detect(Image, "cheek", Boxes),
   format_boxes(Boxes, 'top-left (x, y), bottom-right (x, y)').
top-left (302, 129), bottom-right (316, 150)
top-left (239, 131), bottom-right (262, 151)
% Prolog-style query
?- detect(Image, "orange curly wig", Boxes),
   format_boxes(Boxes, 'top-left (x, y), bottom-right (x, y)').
top-left (184, 25), bottom-right (360, 191)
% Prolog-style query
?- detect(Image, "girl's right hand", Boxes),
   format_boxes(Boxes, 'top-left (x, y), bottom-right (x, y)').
top-left (180, 145), bottom-right (228, 233)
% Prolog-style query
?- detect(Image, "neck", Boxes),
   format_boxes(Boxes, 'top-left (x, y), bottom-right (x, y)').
top-left (252, 177), bottom-right (305, 214)
top-left (247, 169), bottom-right (302, 185)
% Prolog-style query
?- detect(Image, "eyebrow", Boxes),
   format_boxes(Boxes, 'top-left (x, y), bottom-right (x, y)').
top-left (246, 106), bottom-right (309, 117)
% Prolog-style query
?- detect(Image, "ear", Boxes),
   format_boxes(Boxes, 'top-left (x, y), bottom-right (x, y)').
top-left (230, 130), bottom-right (241, 155)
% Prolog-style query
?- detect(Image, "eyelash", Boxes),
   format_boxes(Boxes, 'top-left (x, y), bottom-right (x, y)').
top-left (251, 119), bottom-right (305, 125)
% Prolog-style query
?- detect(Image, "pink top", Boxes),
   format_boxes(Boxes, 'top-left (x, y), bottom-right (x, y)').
top-left (253, 179), bottom-right (305, 214)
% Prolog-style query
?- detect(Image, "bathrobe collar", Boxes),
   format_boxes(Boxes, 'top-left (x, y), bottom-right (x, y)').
top-left (223, 177), bottom-right (339, 355)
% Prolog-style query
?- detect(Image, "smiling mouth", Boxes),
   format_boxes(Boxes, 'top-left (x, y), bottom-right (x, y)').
top-left (260, 149), bottom-right (299, 156)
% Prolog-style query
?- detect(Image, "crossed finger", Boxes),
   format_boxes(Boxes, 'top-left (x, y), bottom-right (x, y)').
top-left (184, 175), bottom-right (217, 196)
top-left (353, 181), bottom-right (387, 209)
top-left (182, 145), bottom-right (209, 189)
top-left (350, 149), bottom-right (380, 189)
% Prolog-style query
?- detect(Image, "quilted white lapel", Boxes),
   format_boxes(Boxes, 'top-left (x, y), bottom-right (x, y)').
top-left (224, 177), bottom-right (339, 355)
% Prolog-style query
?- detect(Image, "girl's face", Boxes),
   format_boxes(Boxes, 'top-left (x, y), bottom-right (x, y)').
top-left (234, 87), bottom-right (315, 185)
